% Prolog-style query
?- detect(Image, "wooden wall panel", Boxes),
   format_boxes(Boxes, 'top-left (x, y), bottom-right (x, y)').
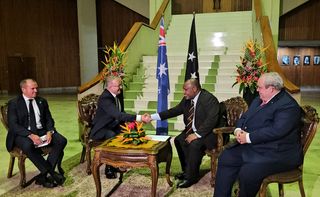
top-left (278, 47), bottom-right (320, 86)
top-left (173, 0), bottom-right (252, 14)
top-left (279, 0), bottom-right (320, 41)
top-left (96, 0), bottom-right (149, 71)
top-left (0, 0), bottom-right (80, 91)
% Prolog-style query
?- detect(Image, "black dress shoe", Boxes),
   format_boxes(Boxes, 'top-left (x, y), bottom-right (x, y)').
top-left (48, 171), bottom-right (66, 185)
top-left (177, 179), bottom-right (196, 188)
top-left (35, 174), bottom-right (57, 188)
top-left (174, 172), bottom-right (186, 180)
top-left (105, 165), bottom-right (117, 179)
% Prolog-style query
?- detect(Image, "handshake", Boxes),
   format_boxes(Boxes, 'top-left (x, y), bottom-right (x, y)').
top-left (141, 113), bottom-right (152, 123)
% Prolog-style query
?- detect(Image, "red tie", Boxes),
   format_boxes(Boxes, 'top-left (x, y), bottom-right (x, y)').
top-left (260, 101), bottom-right (267, 106)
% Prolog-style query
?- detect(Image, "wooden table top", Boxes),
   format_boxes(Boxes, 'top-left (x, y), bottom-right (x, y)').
top-left (94, 137), bottom-right (171, 155)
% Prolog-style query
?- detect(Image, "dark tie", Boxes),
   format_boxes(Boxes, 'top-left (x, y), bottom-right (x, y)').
top-left (28, 99), bottom-right (37, 132)
top-left (186, 100), bottom-right (195, 134)
top-left (115, 97), bottom-right (121, 111)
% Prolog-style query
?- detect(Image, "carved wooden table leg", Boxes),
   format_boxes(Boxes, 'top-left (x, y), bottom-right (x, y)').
top-left (149, 155), bottom-right (158, 197)
top-left (165, 143), bottom-right (173, 186)
top-left (92, 151), bottom-right (102, 197)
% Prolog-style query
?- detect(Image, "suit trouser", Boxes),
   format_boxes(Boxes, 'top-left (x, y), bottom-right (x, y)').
top-left (174, 132), bottom-right (205, 182)
top-left (15, 131), bottom-right (67, 174)
top-left (214, 145), bottom-right (298, 197)
top-left (90, 127), bottom-right (118, 141)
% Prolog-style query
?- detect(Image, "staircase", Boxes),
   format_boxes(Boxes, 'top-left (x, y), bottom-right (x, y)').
top-left (124, 11), bottom-right (252, 134)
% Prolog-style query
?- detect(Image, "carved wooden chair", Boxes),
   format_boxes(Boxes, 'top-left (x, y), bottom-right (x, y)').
top-left (0, 103), bottom-right (57, 187)
top-left (206, 96), bottom-right (248, 187)
top-left (77, 93), bottom-right (102, 175)
top-left (258, 105), bottom-right (319, 197)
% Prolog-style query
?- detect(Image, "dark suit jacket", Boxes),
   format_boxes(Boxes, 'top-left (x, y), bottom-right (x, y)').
top-left (6, 95), bottom-right (56, 151)
top-left (159, 89), bottom-right (220, 149)
top-left (90, 89), bottom-right (136, 137)
top-left (236, 89), bottom-right (303, 165)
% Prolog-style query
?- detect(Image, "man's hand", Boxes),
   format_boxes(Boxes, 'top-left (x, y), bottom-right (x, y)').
top-left (28, 134), bottom-right (42, 145)
top-left (186, 133), bottom-right (198, 144)
top-left (46, 131), bottom-right (53, 144)
top-left (142, 113), bottom-right (151, 123)
top-left (236, 130), bottom-right (248, 144)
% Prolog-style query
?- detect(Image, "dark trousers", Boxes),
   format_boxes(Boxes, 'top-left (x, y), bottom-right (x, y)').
top-left (214, 145), bottom-right (298, 197)
top-left (14, 131), bottom-right (67, 174)
top-left (90, 127), bottom-right (118, 141)
top-left (174, 132), bottom-right (206, 182)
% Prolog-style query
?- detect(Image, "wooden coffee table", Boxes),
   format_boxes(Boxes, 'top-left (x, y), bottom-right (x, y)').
top-left (92, 137), bottom-right (173, 197)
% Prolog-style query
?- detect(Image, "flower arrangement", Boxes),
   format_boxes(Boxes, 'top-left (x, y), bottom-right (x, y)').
top-left (116, 121), bottom-right (150, 145)
top-left (101, 42), bottom-right (127, 85)
top-left (232, 39), bottom-right (268, 94)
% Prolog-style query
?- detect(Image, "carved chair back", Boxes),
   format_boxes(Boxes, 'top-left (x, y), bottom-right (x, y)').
top-left (208, 96), bottom-right (248, 187)
top-left (77, 94), bottom-right (100, 174)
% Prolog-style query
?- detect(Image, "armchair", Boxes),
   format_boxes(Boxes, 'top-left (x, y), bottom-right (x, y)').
top-left (0, 103), bottom-right (62, 187)
top-left (258, 105), bottom-right (319, 197)
top-left (207, 96), bottom-right (248, 187)
top-left (77, 94), bottom-right (102, 174)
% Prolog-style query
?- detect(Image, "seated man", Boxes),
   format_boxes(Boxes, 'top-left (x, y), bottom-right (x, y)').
top-left (214, 72), bottom-right (303, 197)
top-left (6, 79), bottom-right (67, 188)
top-left (90, 76), bottom-right (148, 179)
top-left (149, 79), bottom-right (221, 188)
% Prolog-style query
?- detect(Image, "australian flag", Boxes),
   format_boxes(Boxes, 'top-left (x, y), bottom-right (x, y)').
top-left (156, 16), bottom-right (170, 135)
top-left (185, 14), bottom-right (200, 82)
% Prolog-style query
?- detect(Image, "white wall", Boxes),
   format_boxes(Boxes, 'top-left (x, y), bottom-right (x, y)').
top-left (77, 0), bottom-right (98, 84)
top-left (281, 0), bottom-right (309, 15)
top-left (115, 0), bottom-right (149, 18)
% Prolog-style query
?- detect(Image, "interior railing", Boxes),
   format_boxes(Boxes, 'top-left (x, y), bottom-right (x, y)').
top-left (78, 0), bottom-right (171, 94)
top-left (253, 0), bottom-right (300, 93)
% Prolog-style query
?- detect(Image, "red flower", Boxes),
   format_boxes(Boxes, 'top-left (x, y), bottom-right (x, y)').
top-left (128, 122), bottom-right (136, 130)
top-left (232, 39), bottom-right (268, 94)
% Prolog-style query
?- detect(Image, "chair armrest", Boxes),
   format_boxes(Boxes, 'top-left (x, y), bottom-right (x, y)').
top-left (79, 119), bottom-right (90, 127)
top-left (213, 126), bottom-right (235, 134)
top-left (213, 126), bottom-right (236, 152)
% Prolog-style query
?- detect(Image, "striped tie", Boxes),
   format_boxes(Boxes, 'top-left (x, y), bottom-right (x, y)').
top-left (186, 100), bottom-right (194, 134)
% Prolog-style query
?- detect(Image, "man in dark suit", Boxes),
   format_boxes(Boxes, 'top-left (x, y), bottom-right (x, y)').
top-left (149, 79), bottom-right (221, 188)
top-left (90, 76), bottom-right (149, 178)
top-left (214, 72), bottom-right (303, 197)
top-left (6, 79), bottom-right (67, 188)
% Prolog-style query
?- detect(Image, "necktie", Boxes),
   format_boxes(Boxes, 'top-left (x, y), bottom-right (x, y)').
top-left (115, 97), bottom-right (121, 111)
top-left (29, 99), bottom-right (37, 132)
top-left (186, 100), bottom-right (195, 134)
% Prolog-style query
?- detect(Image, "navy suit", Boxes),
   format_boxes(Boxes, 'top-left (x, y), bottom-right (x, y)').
top-left (214, 89), bottom-right (303, 197)
top-left (159, 89), bottom-right (220, 182)
top-left (6, 95), bottom-right (67, 174)
top-left (90, 89), bottom-right (136, 140)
